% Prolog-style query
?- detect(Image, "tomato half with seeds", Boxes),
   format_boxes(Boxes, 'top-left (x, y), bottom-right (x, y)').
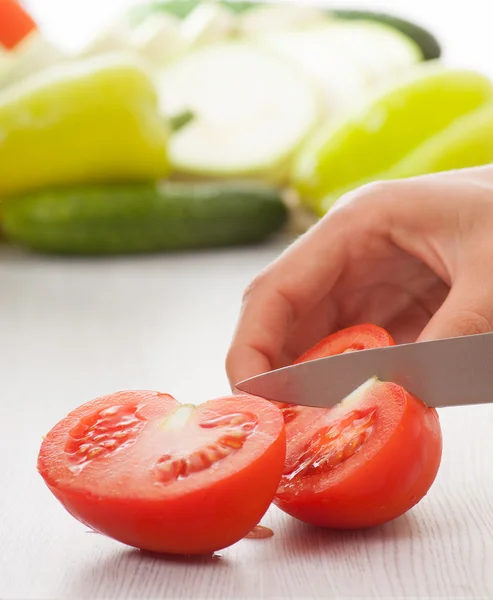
top-left (274, 324), bottom-right (443, 529)
top-left (37, 390), bottom-right (285, 555)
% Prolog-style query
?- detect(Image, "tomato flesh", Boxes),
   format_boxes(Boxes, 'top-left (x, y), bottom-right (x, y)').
top-left (275, 324), bottom-right (395, 437)
top-left (38, 390), bottom-right (286, 555)
top-left (273, 325), bottom-right (443, 528)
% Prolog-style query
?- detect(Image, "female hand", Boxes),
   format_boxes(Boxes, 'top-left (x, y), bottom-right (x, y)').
top-left (226, 165), bottom-right (493, 387)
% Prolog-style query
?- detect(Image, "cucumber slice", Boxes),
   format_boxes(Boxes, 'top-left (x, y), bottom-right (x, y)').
top-left (258, 21), bottom-right (421, 113)
top-left (331, 9), bottom-right (441, 61)
top-left (322, 21), bottom-right (422, 85)
top-left (257, 26), bottom-right (369, 114)
top-left (156, 41), bottom-right (320, 178)
top-left (128, 0), bottom-right (256, 24)
top-left (180, 1), bottom-right (237, 46)
top-left (130, 13), bottom-right (182, 64)
top-left (2, 31), bottom-right (63, 87)
top-left (238, 4), bottom-right (330, 35)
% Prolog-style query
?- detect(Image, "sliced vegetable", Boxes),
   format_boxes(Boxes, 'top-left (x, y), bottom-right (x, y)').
top-left (180, 1), bottom-right (237, 48)
top-left (317, 21), bottom-right (422, 85)
top-left (331, 8), bottom-right (441, 61)
top-left (130, 12), bottom-right (183, 64)
top-left (126, 1), bottom-right (440, 62)
top-left (0, 0), bottom-right (37, 50)
top-left (0, 54), bottom-right (169, 198)
top-left (37, 391), bottom-right (286, 555)
top-left (156, 41), bottom-right (320, 179)
top-left (292, 64), bottom-right (493, 213)
top-left (238, 4), bottom-right (329, 35)
top-left (1, 30), bottom-right (62, 87)
top-left (274, 324), bottom-right (442, 529)
top-left (258, 22), bottom-right (420, 115)
top-left (127, 0), bottom-right (256, 23)
top-left (257, 27), bottom-right (368, 115)
top-left (1, 180), bottom-right (288, 254)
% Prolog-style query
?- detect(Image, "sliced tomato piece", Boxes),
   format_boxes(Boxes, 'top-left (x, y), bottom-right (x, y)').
top-left (274, 325), bottom-right (442, 529)
top-left (0, 0), bottom-right (37, 50)
top-left (275, 324), bottom-right (395, 433)
top-left (37, 390), bottom-right (285, 555)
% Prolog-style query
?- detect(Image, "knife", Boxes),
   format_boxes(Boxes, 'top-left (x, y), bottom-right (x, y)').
top-left (235, 332), bottom-right (493, 409)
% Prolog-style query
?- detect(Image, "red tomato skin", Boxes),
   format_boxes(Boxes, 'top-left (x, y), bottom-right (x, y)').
top-left (274, 384), bottom-right (442, 529)
top-left (294, 324), bottom-right (395, 364)
top-left (38, 391), bottom-right (286, 555)
top-left (276, 324), bottom-right (396, 432)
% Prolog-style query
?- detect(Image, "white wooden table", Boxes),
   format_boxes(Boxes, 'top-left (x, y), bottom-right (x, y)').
top-left (3, 1), bottom-right (493, 598)
top-left (1, 242), bottom-right (493, 599)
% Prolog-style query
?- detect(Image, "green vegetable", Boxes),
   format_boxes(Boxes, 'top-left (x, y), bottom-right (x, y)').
top-left (330, 9), bottom-right (441, 61)
top-left (318, 102), bottom-right (493, 213)
top-left (292, 64), bottom-right (493, 213)
top-left (0, 54), bottom-right (170, 198)
top-left (2, 180), bottom-right (288, 255)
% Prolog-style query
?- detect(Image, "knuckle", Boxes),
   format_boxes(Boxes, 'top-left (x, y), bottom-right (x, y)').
top-left (450, 308), bottom-right (493, 337)
top-left (332, 179), bottom-right (401, 214)
top-left (241, 270), bottom-right (268, 304)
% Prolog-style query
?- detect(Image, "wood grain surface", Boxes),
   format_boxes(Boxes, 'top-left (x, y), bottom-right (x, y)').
top-left (1, 244), bottom-right (493, 599)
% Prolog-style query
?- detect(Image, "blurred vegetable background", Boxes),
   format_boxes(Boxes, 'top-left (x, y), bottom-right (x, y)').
top-left (0, 0), bottom-right (492, 255)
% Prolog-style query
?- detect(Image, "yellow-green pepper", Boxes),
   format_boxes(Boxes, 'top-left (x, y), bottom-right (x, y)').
top-left (0, 54), bottom-right (170, 198)
top-left (292, 63), bottom-right (493, 214)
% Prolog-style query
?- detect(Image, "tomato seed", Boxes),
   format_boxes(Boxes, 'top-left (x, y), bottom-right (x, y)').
top-left (284, 409), bottom-right (377, 480)
top-left (65, 404), bottom-right (146, 472)
top-left (153, 411), bottom-right (258, 485)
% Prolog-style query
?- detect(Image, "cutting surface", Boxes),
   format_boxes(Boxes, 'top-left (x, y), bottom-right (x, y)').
top-left (1, 242), bottom-right (493, 599)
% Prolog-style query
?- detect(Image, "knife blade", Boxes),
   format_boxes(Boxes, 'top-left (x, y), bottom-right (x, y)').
top-left (235, 332), bottom-right (493, 409)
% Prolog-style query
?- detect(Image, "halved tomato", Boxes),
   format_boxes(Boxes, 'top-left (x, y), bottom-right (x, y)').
top-left (37, 390), bottom-right (286, 555)
top-left (275, 324), bottom-right (395, 432)
top-left (274, 324), bottom-right (443, 529)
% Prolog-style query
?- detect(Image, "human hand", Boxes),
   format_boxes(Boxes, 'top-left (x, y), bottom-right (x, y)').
top-left (226, 165), bottom-right (493, 387)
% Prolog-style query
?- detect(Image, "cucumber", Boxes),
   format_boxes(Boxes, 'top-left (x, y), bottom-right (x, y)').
top-left (156, 41), bottom-right (320, 179)
top-left (126, 1), bottom-right (440, 61)
top-left (238, 4), bottom-right (329, 35)
top-left (258, 26), bottom-right (368, 115)
top-left (1, 180), bottom-right (288, 255)
top-left (330, 9), bottom-right (441, 61)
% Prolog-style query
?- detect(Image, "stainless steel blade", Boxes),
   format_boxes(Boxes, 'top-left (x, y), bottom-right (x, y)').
top-left (235, 332), bottom-right (493, 408)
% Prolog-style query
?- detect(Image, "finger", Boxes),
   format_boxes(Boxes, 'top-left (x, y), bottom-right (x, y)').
top-left (226, 209), bottom-right (351, 388)
top-left (417, 275), bottom-right (493, 342)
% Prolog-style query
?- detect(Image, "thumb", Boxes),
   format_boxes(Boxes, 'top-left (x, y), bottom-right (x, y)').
top-left (418, 283), bottom-right (493, 342)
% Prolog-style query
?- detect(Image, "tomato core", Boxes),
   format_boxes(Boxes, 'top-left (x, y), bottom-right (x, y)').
top-left (153, 410), bottom-right (258, 484)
